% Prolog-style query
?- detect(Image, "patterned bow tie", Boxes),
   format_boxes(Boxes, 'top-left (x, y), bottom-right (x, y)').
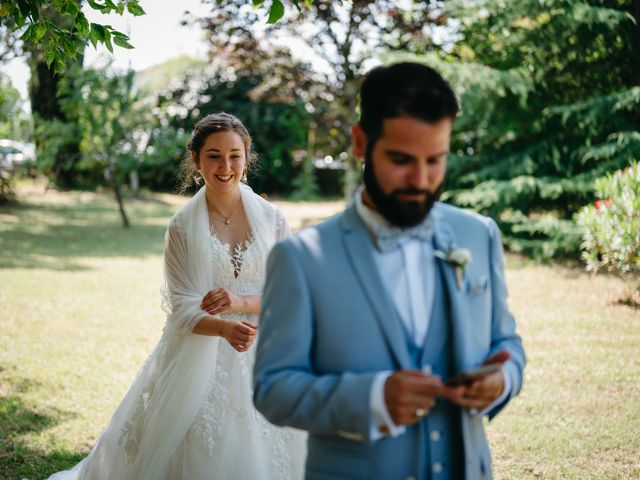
top-left (374, 217), bottom-right (435, 252)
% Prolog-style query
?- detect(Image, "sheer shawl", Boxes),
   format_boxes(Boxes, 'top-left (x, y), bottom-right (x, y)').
top-left (52, 184), bottom-right (286, 480)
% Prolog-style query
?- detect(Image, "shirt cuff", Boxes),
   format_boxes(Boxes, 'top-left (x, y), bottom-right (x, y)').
top-left (369, 371), bottom-right (406, 441)
top-left (469, 367), bottom-right (512, 416)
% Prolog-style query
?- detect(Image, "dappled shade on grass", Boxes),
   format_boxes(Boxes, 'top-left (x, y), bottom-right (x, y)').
top-left (0, 187), bottom-right (638, 479)
top-left (0, 375), bottom-right (85, 479)
top-left (0, 192), bottom-right (176, 270)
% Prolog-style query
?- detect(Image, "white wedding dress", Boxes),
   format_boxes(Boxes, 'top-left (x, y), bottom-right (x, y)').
top-left (50, 185), bottom-right (306, 480)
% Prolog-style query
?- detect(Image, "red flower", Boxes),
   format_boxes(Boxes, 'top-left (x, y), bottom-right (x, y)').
top-left (604, 199), bottom-right (613, 208)
top-left (595, 199), bottom-right (602, 209)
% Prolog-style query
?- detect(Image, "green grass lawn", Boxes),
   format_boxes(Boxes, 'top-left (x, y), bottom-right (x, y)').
top-left (1, 185), bottom-right (638, 479)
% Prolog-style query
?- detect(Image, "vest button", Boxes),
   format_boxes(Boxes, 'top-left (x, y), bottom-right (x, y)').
top-left (432, 462), bottom-right (443, 474)
top-left (430, 430), bottom-right (441, 442)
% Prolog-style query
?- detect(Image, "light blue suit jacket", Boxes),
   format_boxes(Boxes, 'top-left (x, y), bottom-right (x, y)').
top-left (254, 202), bottom-right (526, 480)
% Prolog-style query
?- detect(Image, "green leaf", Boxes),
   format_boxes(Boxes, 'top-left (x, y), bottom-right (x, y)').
top-left (76, 14), bottom-right (90, 37)
top-left (91, 23), bottom-right (107, 41)
top-left (20, 24), bottom-right (34, 42)
top-left (126, 2), bottom-right (145, 16)
top-left (16, 0), bottom-right (32, 19)
top-left (88, 30), bottom-right (99, 48)
top-left (54, 59), bottom-right (66, 75)
top-left (267, 0), bottom-right (285, 24)
top-left (44, 43), bottom-right (56, 67)
top-left (28, 0), bottom-right (40, 21)
top-left (32, 22), bottom-right (46, 42)
top-left (104, 33), bottom-right (113, 53)
top-left (113, 35), bottom-right (134, 49)
top-left (253, 0), bottom-right (264, 6)
top-left (63, 0), bottom-right (80, 16)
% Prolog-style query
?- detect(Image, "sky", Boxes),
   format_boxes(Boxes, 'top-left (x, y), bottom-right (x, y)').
top-left (4, 0), bottom-right (211, 102)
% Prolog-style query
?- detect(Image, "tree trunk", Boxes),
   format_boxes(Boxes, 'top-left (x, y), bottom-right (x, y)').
top-left (632, 0), bottom-right (640, 86)
top-left (129, 170), bottom-right (139, 198)
top-left (28, 57), bottom-right (83, 189)
top-left (113, 181), bottom-right (130, 228)
top-left (26, 5), bottom-right (83, 189)
top-left (106, 163), bottom-right (130, 228)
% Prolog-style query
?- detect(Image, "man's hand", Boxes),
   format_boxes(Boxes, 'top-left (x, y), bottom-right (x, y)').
top-left (384, 370), bottom-right (463, 426)
top-left (201, 287), bottom-right (242, 315)
top-left (447, 350), bottom-right (510, 411)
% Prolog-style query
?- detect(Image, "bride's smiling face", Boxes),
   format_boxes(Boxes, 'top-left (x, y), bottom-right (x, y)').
top-left (193, 131), bottom-right (246, 195)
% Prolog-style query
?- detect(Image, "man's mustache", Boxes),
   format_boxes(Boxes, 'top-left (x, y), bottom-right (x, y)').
top-left (391, 188), bottom-right (429, 197)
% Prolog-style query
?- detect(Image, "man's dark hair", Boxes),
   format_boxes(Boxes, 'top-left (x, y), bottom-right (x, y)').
top-left (358, 62), bottom-right (459, 142)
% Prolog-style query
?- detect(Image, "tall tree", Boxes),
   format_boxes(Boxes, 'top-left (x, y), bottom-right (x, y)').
top-left (425, 0), bottom-right (640, 258)
top-left (178, 1), bottom-right (322, 194)
top-left (25, 6), bottom-right (83, 188)
top-left (194, 0), bottom-right (448, 199)
top-left (57, 65), bottom-right (148, 227)
top-left (1, 0), bottom-right (145, 188)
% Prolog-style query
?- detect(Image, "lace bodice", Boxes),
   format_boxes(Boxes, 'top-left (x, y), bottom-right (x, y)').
top-left (208, 231), bottom-right (264, 290)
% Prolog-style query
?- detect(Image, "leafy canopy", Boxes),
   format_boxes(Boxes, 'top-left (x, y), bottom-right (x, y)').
top-left (0, 0), bottom-right (144, 72)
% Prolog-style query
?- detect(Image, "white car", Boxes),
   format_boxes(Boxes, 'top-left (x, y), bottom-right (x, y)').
top-left (0, 139), bottom-right (36, 170)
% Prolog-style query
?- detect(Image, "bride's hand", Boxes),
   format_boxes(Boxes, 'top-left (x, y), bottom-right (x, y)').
top-left (222, 320), bottom-right (258, 352)
top-left (201, 287), bottom-right (242, 315)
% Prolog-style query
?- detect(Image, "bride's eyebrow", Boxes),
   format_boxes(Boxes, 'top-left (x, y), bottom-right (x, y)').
top-left (385, 150), bottom-right (417, 161)
top-left (204, 148), bottom-right (242, 153)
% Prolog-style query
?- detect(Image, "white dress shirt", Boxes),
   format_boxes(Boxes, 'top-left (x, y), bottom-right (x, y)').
top-left (353, 188), bottom-right (510, 441)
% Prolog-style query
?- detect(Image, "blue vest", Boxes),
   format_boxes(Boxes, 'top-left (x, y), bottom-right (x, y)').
top-left (402, 261), bottom-right (464, 480)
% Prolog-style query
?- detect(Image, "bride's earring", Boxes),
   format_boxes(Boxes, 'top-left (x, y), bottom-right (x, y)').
top-left (194, 162), bottom-right (203, 186)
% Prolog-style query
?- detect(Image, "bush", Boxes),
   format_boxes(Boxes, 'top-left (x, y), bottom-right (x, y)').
top-left (575, 162), bottom-right (640, 277)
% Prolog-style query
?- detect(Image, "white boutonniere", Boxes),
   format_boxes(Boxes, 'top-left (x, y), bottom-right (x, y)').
top-left (434, 248), bottom-right (472, 290)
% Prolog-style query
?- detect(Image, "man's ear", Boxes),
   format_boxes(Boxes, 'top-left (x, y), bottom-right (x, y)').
top-left (351, 124), bottom-right (367, 158)
top-left (191, 151), bottom-right (200, 170)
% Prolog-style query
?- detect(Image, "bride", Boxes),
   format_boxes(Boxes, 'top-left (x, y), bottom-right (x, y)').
top-left (50, 113), bottom-right (306, 480)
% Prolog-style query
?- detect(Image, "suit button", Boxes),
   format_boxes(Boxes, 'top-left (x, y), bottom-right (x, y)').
top-left (432, 462), bottom-right (443, 474)
top-left (404, 477), bottom-right (416, 480)
top-left (430, 430), bottom-right (441, 442)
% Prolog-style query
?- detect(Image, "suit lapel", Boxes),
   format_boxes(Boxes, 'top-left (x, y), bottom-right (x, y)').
top-left (340, 206), bottom-right (412, 370)
top-left (432, 210), bottom-right (472, 373)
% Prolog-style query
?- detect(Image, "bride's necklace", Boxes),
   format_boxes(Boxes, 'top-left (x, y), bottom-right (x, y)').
top-left (208, 196), bottom-right (242, 226)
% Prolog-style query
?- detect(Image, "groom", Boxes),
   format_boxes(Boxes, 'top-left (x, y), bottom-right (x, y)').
top-left (254, 62), bottom-right (526, 479)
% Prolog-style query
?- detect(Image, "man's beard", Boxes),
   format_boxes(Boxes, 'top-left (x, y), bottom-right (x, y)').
top-left (363, 148), bottom-right (443, 228)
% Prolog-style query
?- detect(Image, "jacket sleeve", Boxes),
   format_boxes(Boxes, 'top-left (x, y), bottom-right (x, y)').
top-left (253, 240), bottom-right (377, 439)
top-left (485, 218), bottom-right (526, 419)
